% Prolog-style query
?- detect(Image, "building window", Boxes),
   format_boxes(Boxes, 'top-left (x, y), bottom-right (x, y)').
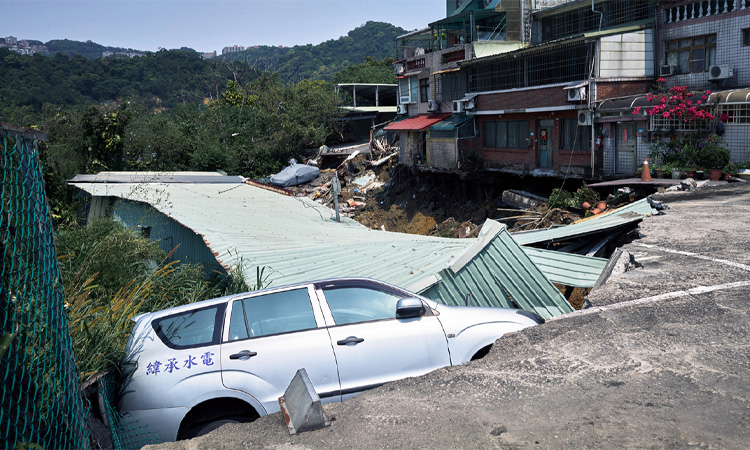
top-left (744, 29), bottom-right (750, 47)
top-left (666, 35), bottom-right (716, 74)
top-left (399, 77), bottom-right (418, 104)
top-left (560, 119), bottom-right (590, 151)
top-left (484, 120), bottom-right (528, 149)
top-left (419, 78), bottom-right (429, 103)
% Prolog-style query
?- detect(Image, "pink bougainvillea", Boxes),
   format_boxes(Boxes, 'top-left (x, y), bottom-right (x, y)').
top-left (634, 85), bottom-right (714, 123)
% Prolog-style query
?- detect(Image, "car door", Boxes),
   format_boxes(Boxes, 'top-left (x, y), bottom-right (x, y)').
top-left (316, 280), bottom-right (451, 400)
top-left (220, 285), bottom-right (341, 413)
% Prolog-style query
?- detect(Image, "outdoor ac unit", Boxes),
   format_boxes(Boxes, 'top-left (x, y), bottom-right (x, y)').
top-left (398, 104), bottom-right (408, 114)
top-left (394, 63), bottom-right (405, 76)
top-left (659, 64), bottom-right (678, 77)
top-left (577, 110), bottom-right (592, 126)
top-left (453, 100), bottom-right (464, 113)
top-left (427, 100), bottom-right (439, 112)
top-left (567, 86), bottom-right (586, 102)
top-left (463, 98), bottom-right (476, 110)
top-left (709, 64), bottom-right (733, 81)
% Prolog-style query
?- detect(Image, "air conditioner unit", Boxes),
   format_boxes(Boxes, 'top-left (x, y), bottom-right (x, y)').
top-left (398, 104), bottom-right (408, 114)
top-left (453, 100), bottom-right (464, 113)
top-left (659, 64), bottom-right (678, 77)
top-left (394, 63), bottom-right (405, 76)
top-left (427, 100), bottom-right (439, 112)
top-left (708, 64), bottom-right (733, 81)
top-left (567, 86), bottom-right (587, 102)
top-left (463, 98), bottom-right (476, 110)
top-left (577, 110), bottom-right (592, 126)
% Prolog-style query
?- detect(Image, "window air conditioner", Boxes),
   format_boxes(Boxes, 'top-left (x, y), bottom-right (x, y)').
top-left (577, 110), bottom-right (592, 126)
top-left (567, 86), bottom-right (586, 102)
top-left (463, 98), bottom-right (476, 110)
top-left (659, 64), bottom-right (678, 77)
top-left (708, 64), bottom-right (733, 81)
top-left (398, 104), bottom-right (408, 115)
top-left (427, 100), bottom-right (439, 112)
top-left (453, 101), bottom-right (464, 113)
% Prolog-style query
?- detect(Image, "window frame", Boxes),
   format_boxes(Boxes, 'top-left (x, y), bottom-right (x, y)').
top-left (419, 78), bottom-right (429, 103)
top-left (227, 287), bottom-right (319, 341)
top-left (665, 34), bottom-right (716, 74)
top-left (559, 119), bottom-right (591, 151)
top-left (152, 303), bottom-right (226, 350)
top-left (743, 28), bottom-right (750, 47)
top-left (483, 120), bottom-right (528, 149)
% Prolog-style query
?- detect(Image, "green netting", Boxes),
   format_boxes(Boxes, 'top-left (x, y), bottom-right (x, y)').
top-left (1, 131), bottom-right (90, 449)
top-left (99, 373), bottom-right (161, 450)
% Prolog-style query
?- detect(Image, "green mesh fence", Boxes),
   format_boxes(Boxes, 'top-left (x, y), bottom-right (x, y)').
top-left (1, 130), bottom-right (90, 449)
top-left (99, 373), bottom-right (161, 450)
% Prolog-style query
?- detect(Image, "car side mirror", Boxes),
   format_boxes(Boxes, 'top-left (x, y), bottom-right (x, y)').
top-left (396, 297), bottom-right (426, 318)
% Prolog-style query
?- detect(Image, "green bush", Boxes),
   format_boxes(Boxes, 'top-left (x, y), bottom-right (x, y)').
top-left (548, 188), bottom-right (574, 209)
top-left (572, 183), bottom-right (600, 208)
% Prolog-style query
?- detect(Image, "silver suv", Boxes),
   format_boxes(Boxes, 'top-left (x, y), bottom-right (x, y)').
top-left (119, 278), bottom-right (543, 441)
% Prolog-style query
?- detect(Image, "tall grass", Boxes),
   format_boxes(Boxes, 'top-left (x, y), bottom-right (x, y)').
top-left (57, 219), bottom-right (262, 379)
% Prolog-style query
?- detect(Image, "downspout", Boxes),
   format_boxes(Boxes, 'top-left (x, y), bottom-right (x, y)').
top-left (592, 0), bottom-right (603, 31)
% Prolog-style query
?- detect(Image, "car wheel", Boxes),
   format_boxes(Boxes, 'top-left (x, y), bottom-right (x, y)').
top-left (183, 416), bottom-right (252, 439)
top-left (470, 344), bottom-right (492, 361)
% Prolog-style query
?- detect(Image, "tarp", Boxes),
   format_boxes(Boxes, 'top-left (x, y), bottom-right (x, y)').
top-left (269, 163), bottom-right (320, 187)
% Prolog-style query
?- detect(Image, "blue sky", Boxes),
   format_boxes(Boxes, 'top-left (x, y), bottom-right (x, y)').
top-left (3, 0), bottom-right (446, 52)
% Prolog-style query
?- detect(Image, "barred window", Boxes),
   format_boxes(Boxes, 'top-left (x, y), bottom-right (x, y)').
top-left (718, 104), bottom-right (750, 125)
top-left (666, 35), bottom-right (716, 74)
top-left (419, 78), bottom-right (429, 103)
top-left (484, 120), bottom-right (527, 149)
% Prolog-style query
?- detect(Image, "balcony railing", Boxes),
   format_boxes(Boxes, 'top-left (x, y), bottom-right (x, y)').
top-left (442, 48), bottom-right (466, 64)
top-left (664, 0), bottom-right (748, 24)
top-left (406, 58), bottom-right (425, 71)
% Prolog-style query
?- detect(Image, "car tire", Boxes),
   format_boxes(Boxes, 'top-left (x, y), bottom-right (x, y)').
top-left (184, 416), bottom-right (252, 439)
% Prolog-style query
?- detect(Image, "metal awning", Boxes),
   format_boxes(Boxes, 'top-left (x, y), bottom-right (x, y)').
top-left (384, 114), bottom-right (451, 131)
top-left (433, 67), bottom-right (461, 75)
top-left (524, 247), bottom-right (607, 288)
top-left (430, 114), bottom-right (472, 131)
top-left (563, 80), bottom-right (588, 90)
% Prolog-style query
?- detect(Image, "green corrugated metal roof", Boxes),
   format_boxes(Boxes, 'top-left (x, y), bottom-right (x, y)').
top-left (524, 247), bottom-right (607, 288)
top-left (420, 221), bottom-right (573, 319)
top-left (71, 177), bottom-right (574, 318)
top-left (512, 198), bottom-right (658, 246)
top-left (430, 114), bottom-right (472, 131)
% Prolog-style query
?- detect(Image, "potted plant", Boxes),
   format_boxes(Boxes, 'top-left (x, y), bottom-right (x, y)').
top-left (696, 135), bottom-right (730, 181)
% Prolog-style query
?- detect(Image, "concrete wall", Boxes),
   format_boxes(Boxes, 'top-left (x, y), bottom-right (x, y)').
top-left (428, 137), bottom-right (458, 169)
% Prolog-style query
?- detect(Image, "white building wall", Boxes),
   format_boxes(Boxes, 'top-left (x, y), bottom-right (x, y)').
top-left (599, 29), bottom-right (655, 79)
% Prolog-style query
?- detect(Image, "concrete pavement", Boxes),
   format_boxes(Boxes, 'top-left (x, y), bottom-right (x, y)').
top-left (148, 183), bottom-right (750, 450)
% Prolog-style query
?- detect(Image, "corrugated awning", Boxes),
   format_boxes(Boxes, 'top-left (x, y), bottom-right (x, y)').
top-left (384, 113), bottom-right (451, 131)
top-left (434, 67), bottom-right (461, 75)
top-left (524, 247), bottom-right (607, 288)
top-left (402, 70), bottom-right (426, 77)
top-left (430, 114), bottom-right (472, 131)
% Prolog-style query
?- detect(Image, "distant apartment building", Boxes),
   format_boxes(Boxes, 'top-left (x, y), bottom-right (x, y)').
top-left (201, 51), bottom-right (217, 60)
top-left (1, 36), bottom-right (48, 55)
top-left (102, 51), bottom-right (144, 58)
top-left (222, 45), bottom-right (245, 54)
top-left (4, 36), bottom-right (18, 45)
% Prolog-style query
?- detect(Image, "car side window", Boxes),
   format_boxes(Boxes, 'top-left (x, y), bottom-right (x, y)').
top-left (152, 304), bottom-right (224, 349)
top-left (230, 288), bottom-right (318, 339)
top-left (323, 287), bottom-right (402, 325)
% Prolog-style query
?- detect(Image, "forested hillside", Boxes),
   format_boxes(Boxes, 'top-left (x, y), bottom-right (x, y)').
top-left (46, 39), bottom-right (150, 59)
top-left (217, 21), bottom-right (405, 81)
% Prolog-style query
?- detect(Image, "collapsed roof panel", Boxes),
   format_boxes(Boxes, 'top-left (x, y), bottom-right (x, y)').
top-left (70, 175), bottom-right (573, 318)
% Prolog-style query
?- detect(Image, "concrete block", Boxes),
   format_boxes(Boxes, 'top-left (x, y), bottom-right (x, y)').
top-left (278, 369), bottom-right (330, 435)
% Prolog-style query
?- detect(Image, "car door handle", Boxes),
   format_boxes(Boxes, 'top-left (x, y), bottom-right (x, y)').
top-left (229, 350), bottom-right (257, 360)
top-left (337, 336), bottom-right (364, 346)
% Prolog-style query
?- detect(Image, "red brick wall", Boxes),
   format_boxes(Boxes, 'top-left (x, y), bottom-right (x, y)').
top-left (596, 81), bottom-right (650, 101)
top-left (477, 110), bottom-right (595, 172)
top-left (477, 86), bottom-right (569, 110)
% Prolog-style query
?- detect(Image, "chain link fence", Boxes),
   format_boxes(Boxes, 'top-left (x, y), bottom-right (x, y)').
top-left (1, 125), bottom-right (90, 449)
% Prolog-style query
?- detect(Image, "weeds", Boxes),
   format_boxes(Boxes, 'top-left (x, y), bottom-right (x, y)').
top-left (57, 219), bottom-right (262, 379)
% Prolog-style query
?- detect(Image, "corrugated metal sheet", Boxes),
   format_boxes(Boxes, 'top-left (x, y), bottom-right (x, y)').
top-left (71, 181), bottom-right (573, 318)
top-left (524, 247), bottom-right (607, 288)
top-left (512, 198), bottom-right (658, 246)
top-left (422, 225), bottom-right (573, 319)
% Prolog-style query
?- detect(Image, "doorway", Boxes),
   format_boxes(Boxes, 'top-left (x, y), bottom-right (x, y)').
top-left (538, 120), bottom-right (554, 169)
top-left (615, 122), bottom-right (637, 174)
